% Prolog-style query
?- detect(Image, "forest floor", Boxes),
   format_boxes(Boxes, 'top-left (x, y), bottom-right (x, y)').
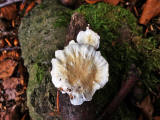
top-left (0, 0), bottom-right (159, 120)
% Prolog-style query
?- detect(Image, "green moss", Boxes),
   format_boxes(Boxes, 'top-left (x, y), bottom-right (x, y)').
top-left (76, 3), bottom-right (141, 37)
top-left (20, 1), bottom-right (160, 119)
top-left (72, 3), bottom-right (160, 119)
top-left (18, 1), bottom-right (69, 119)
top-left (33, 63), bottom-right (46, 84)
top-left (53, 10), bottom-right (72, 28)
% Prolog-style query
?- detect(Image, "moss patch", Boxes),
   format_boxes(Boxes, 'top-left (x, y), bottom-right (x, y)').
top-left (33, 63), bottom-right (46, 84)
top-left (73, 3), bottom-right (160, 119)
top-left (18, 0), bottom-right (71, 119)
top-left (19, 1), bottom-right (160, 119)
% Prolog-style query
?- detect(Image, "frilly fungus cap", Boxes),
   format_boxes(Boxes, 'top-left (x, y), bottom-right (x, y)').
top-left (51, 40), bottom-right (109, 105)
top-left (77, 26), bottom-right (100, 49)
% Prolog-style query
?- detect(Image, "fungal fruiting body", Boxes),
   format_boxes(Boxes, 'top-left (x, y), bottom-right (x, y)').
top-left (77, 27), bottom-right (100, 49)
top-left (51, 40), bottom-right (109, 105)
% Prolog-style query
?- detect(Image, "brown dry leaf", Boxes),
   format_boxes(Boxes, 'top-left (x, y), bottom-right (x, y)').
top-left (0, 4), bottom-right (17, 20)
top-left (139, 0), bottom-right (160, 25)
top-left (136, 95), bottom-right (154, 120)
top-left (104, 0), bottom-right (120, 5)
top-left (85, 0), bottom-right (120, 5)
top-left (0, 59), bottom-right (18, 79)
top-left (35, 0), bottom-right (42, 4)
top-left (2, 77), bottom-right (20, 89)
top-left (24, 1), bottom-right (36, 16)
top-left (0, 51), bottom-right (20, 61)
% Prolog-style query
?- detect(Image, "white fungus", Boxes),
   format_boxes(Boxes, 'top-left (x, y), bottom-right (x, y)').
top-left (51, 40), bottom-right (109, 105)
top-left (77, 26), bottom-right (100, 49)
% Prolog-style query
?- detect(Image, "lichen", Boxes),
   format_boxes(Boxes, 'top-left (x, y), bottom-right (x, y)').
top-left (18, 0), bottom-right (70, 119)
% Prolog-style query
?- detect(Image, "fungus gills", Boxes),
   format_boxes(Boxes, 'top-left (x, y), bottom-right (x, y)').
top-left (51, 28), bottom-right (109, 105)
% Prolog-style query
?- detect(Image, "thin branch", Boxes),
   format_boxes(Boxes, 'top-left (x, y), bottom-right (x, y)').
top-left (0, 31), bottom-right (16, 37)
top-left (0, 46), bottom-right (20, 52)
top-left (98, 64), bottom-right (140, 120)
top-left (0, 0), bottom-right (23, 8)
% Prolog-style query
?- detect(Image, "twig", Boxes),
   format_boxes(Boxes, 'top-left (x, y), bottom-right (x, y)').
top-left (0, 31), bottom-right (16, 37)
top-left (98, 64), bottom-right (139, 120)
top-left (0, 46), bottom-right (20, 52)
top-left (0, 0), bottom-right (23, 8)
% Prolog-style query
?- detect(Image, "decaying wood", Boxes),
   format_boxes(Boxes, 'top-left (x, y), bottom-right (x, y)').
top-left (59, 12), bottom-right (96, 120)
top-left (98, 64), bottom-right (139, 120)
top-left (65, 12), bottom-right (87, 46)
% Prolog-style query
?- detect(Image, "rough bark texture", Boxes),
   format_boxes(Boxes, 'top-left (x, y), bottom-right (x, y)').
top-left (65, 12), bottom-right (87, 46)
top-left (59, 12), bottom-right (96, 120)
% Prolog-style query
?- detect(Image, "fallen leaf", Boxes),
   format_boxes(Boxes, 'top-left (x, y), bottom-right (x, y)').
top-left (0, 4), bottom-right (17, 20)
top-left (2, 77), bottom-right (20, 89)
top-left (24, 1), bottom-right (36, 16)
top-left (0, 51), bottom-right (20, 61)
top-left (0, 59), bottom-right (18, 79)
top-left (85, 0), bottom-right (120, 5)
top-left (139, 0), bottom-right (160, 25)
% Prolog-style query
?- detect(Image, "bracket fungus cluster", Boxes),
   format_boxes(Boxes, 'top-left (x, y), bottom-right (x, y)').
top-left (51, 26), bottom-right (109, 105)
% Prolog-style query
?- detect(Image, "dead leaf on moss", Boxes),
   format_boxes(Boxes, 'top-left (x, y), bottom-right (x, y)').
top-left (0, 4), bottom-right (17, 20)
top-left (0, 51), bottom-right (20, 61)
top-left (0, 59), bottom-right (18, 79)
top-left (139, 0), bottom-right (160, 25)
top-left (85, 0), bottom-right (120, 5)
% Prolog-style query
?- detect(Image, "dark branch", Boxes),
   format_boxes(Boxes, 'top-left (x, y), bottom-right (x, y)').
top-left (98, 64), bottom-right (140, 120)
